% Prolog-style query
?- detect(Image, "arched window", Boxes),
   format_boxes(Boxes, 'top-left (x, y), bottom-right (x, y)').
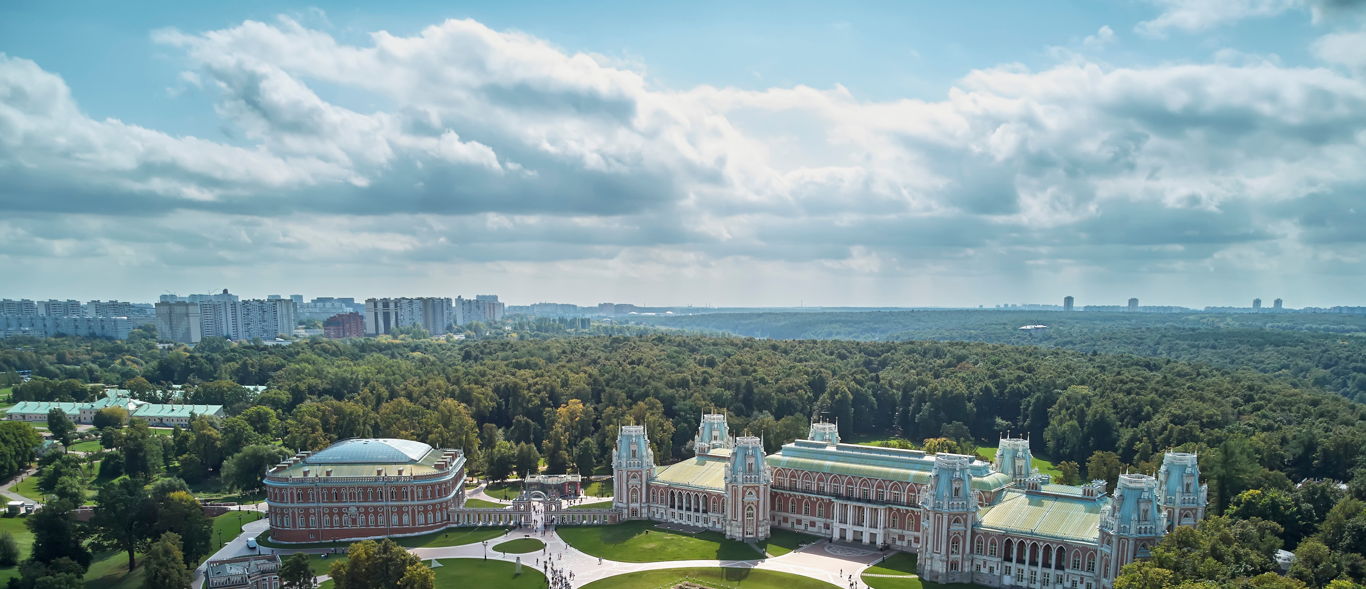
top-left (1071, 550), bottom-right (1081, 570)
top-left (951, 537), bottom-right (961, 555)
top-left (974, 537), bottom-right (984, 555)
top-left (1086, 553), bottom-right (1096, 572)
top-left (1055, 546), bottom-right (1066, 570)
top-left (989, 539), bottom-right (998, 557)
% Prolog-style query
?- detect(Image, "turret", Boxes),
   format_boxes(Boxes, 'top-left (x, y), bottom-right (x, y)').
top-left (807, 421), bottom-right (840, 445)
top-left (694, 413), bottom-right (732, 455)
top-left (1157, 452), bottom-right (1206, 530)
top-left (1099, 474), bottom-right (1164, 588)
top-left (613, 425), bottom-right (654, 519)
top-left (994, 436), bottom-right (1036, 483)
top-left (919, 454), bottom-right (978, 584)
top-left (723, 436), bottom-right (771, 540)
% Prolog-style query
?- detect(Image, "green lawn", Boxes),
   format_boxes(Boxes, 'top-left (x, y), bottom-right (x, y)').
top-left (394, 526), bottom-right (511, 548)
top-left (211, 510), bottom-right (265, 552)
top-left (973, 445), bottom-right (1061, 478)
top-left (465, 498), bottom-right (506, 508)
top-left (865, 552), bottom-right (918, 576)
top-left (484, 482), bottom-right (521, 500)
top-left (583, 567), bottom-right (838, 589)
top-left (67, 440), bottom-right (103, 453)
top-left (186, 477), bottom-right (266, 504)
top-left (494, 538), bottom-right (545, 553)
top-left (82, 549), bottom-right (145, 589)
top-left (0, 515), bottom-right (34, 584)
top-left (758, 528), bottom-right (821, 557)
top-left (308, 553), bottom-right (348, 576)
top-left (319, 558), bottom-right (546, 589)
top-left (861, 576), bottom-right (985, 589)
top-left (583, 478), bottom-right (612, 497)
top-left (558, 521), bottom-right (764, 563)
top-left (12, 476), bottom-right (43, 502)
top-left (569, 500), bottom-right (613, 509)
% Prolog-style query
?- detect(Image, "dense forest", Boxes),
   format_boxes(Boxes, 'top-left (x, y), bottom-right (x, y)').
top-left (629, 311), bottom-right (1366, 403)
top-left (2, 331), bottom-right (1365, 586)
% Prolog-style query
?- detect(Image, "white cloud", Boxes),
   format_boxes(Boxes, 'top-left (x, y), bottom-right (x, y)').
top-left (1313, 29), bottom-right (1366, 72)
top-left (1083, 25), bottom-right (1117, 49)
top-left (3, 16), bottom-right (1366, 304)
top-left (1136, 0), bottom-right (1301, 36)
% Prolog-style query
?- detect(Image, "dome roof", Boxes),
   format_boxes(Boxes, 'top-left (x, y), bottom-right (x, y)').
top-left (305, 438), bottom-right (433, 465)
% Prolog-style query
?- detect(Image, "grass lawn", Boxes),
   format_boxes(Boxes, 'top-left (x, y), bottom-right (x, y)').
top-left (583, 478), bottom-right (612, 497)
top-left (307, 553), bottom-right (348, 576)
top-left (484, 481), bottom-right (521, 500)
top-left (558, 521), bottom-right (764, 563)
top-left (583, 567), bottom-right (838, 589)
top-left (148, 428), bottom-right (176, 437)
top-left (67, 440), bottom-right (103, 453)
top-left (187, 477), bottom-right (266, 504)
top-left (861, 577), bottom-right (985, 589)
top-left (569, 500), bottom-right (613, 509)
top-left (758, 528), bottom-right (821, 557)
top-left (865, 552), bottom-right (918, 576)
top-left (12, 475), bottom-right (43, 502)
top-left (973, 445), bottom-right (1061, 478)
top-left (82, 549), bottom-right (145, 589)
top-left (319, 558), bottom-right (547, 589)
top-left (211, 510), bottom-right (265, 552)
top-left (465, 498), bottom-right (506, 508)
top-left (394, 526), bottom-right (511, 549)
top-left (494, 538), bottom-right (545, 553)
top-left (0, 515), bottom-right (34, 584)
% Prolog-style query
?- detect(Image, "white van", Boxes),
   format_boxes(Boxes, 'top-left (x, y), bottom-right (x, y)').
top-left (245, 537), bottom-right (258, 550)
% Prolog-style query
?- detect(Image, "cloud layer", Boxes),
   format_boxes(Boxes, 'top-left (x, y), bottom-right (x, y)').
top-left (2, 13), bottom-right (1366, 304)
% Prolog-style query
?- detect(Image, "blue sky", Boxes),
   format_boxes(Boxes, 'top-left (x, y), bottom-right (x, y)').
top-left (2, 0), bottom-right (1365, 307)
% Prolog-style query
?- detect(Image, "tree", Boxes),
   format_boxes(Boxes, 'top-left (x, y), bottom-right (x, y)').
top-left (0, 421), bottom-right (41, 480)
top-left (220, 417), bottom-right (262, 457)
top-left (485, 441), bottom-right (516, 482)
top-left (221, 445), bottom-right (290, 491)
top-left (239, 406), bottom-right (280, 438)
top-left (0, 531), bottom-right (19, 567)
top-left (1086, 451), bottom-right (1124, 492)
top-left (1289, 539), bottom-right (1340, 588)
top-left (1228, 489), bottom-right (1310, 545)
top-left (92, 476), bottom-right (156, 570)
top-left (1057, 461), bottom-right (1082, 485)
top-left (37, 454), bottom-right (86, 504)
top-left (280, 553), bottom-right (317, 589)
top-left (514, 442), bottom-right (540, 479)
top-left (46, 409), bottom-right (76, 447)
top-left (27, 499), bottom-right (91, 569)
top-left (121, 421), bottom-right (164, 480)
top-left (574, 438), bottom-right (598, 476)
top-left (329, 538), bottom-right (434, 589)
top-left (8, 557), bottom-right (86, 589)
top-left (92, 407), bottom-right (129, 429)
top-left (122, 376), bottom-right (157, 400)
top-left (155, 491), bottom-right (211, 565)
top-left (143, 532), bottom-right (192, 589)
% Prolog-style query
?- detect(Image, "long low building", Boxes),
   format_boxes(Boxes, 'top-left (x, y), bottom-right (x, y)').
top-left (204, 554), bottom-right (280, 589)
top-left (4, 389), bottom-right (224, 425)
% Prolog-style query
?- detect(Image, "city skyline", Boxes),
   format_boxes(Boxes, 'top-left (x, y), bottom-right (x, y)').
top-left (4, 1), bottom-right (1366, 307)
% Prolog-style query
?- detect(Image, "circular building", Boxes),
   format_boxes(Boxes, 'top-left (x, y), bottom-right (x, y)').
top-left (264, 438), bottom-right (466, 543)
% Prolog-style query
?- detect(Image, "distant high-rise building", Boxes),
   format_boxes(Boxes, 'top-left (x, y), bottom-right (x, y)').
top-left (87, 300), bottom-right (134, 318)
top-left (267, 294), bottom-right (283, 301)
top-left (323, 312), bottom-right (366, 339)
top-left (239, 299), bottom-right (297, 340)
top-left (39, 299), bottom-right (83, 317)
top-left (1063, 296), bottom-right (1074, 312)
top-left (1127, 298), bottom-right (1139, 312)
top-left (364, 297), bottom-right (452, 335)
top-left (155, 301), bottom-right (203, 344)
top-left (0, 299), bottom-right (39, 317)
top-left (1252, 298), bottom-right (1262, 311)
top-left (1274, 298), bottom-right (1283, 311)
top-left (455, 295), bottom-right (505, 325)
top-left (290, 294), bottom-right (303, 305)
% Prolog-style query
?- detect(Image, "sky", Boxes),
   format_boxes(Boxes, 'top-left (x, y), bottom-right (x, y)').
top-left (2, 0), bottom-right (1366, 308)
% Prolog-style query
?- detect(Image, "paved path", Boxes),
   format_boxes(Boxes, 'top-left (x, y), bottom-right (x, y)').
top-left (200, 516), bottom-right (885, 588)
top-left (0, 467), bottom-right (39, 507)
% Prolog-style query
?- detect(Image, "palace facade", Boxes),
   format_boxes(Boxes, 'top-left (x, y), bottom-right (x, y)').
top-left (613, 414), bottom-right (1207, 589)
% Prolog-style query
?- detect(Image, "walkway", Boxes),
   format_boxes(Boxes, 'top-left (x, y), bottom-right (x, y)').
top-left (0, 467), bottom-right (39, 507)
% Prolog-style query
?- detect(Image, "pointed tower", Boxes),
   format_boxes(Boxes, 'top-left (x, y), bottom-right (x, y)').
top-left (1157, 452), bottom-right (1207, 531)
top-left (613, 425), bottom-right (654, 519)
top-left (919, 453), bottom-right (978, 584)
top-left (993, 436), bottom-right (1036, 484)
top-left (724, 436), bottom-right (771, 541)
top-left (807, 421), bottom-right (840, 445)
top-left (1098, 473), bottom-right (1164, 588)
top-left (694, 413), bottom-right (732, 455)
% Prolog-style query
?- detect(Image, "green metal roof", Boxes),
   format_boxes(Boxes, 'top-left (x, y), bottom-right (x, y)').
top-left (977, 489), bottom-right (1107, 543)
top-left (653, 453), bottom-right (730, 491)
top-left (6, 401), bottom-right (83, 416)
top-left (271, 439), bottom-right (463, 479)
top-left (131, 403), bottom-right (223, 418)
top-left (767, 440), bottom-right (1014, 492)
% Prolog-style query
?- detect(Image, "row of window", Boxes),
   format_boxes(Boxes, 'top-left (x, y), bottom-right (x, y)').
top-left (270, 483), bottom-right (451, 504)
top-left (271, 506), bottom-right (450, 529)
